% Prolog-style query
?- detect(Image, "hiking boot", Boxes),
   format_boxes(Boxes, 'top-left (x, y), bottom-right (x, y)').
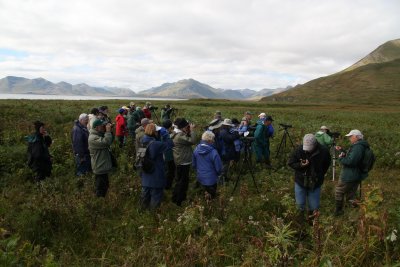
top-left (334, 201), bottom-right (344, 216)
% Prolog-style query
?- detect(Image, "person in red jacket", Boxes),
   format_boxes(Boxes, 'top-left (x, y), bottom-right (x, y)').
top-left (142, 102), bottom-right (152, 119)
top-left (115, 108), bottom-right (128, 148)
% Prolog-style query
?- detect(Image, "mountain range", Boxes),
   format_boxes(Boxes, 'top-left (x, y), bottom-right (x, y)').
top-left (263, 38), bottom-right (400, 105)
top-left (0, 76), bottom-right (287, 100)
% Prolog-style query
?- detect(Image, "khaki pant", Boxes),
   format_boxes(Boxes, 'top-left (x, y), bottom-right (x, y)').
top-left (335, 180), bottom-right (360, 202)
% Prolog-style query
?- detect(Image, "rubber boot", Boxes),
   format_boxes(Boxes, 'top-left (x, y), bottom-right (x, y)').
top-left (334, 200), bottom-right (344, 216)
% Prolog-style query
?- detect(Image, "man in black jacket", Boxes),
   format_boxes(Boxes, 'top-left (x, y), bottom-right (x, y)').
top-left (288, 134), bottom-right (331, 218)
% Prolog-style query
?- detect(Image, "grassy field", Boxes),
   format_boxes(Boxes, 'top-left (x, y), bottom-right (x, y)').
top-left (0, 98), bottom-right (399, 266)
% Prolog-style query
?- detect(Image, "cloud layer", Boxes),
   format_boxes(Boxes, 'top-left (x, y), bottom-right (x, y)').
top-left (0, 0), bottom-right (399, 91)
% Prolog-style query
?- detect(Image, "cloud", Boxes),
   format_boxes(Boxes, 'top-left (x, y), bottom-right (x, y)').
top-left (0, 0), bottom-right (399, 91)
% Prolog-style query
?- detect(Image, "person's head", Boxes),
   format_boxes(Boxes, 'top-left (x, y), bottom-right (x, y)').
top-left (244, 111), bottom-right (252, 120)
top-left (214, 111), bottom-right (222, 119)
top-left (129, 102), bottom-right (135, 108)
top-left (165, 104), bottom-right (170, 109)
top-left (231, 118), bottom-right (240, 126)
top-left (145, 101), bottom-right (151, 107)
top-left (136, 106), bottom-right (141, 111)
top-left (264, 115), bottom-right (274, 126)
top-left (92, 119), bottom-right (107, 133)
top-left (320, 125), bottom-right (329, 133)
top-left (118, 108), bottom-right (126, 115)
top-left (162, 119), bottom-right (173, 131)
top-left (90, 107), bottom-right (99, 116)
top-left (221, 118), bottom-right (234, 129)
top-left (79, 113), bottom-right (89, 126)
top-left (345, 129), bottom-right (363, 144)
top-left (177, 118), bottom-right (190, 132)
top-left (303, 134), bottom-right (317, 152)
top-left (141, 118), bottom-right (152, 127)
top-left (34, 120), bottom-right (45, 134)
top-left (144, 123), bottom-right (157, 137)
top-left (99, 106), bottom-right (109, 114)
top-left (202, 131), bottom-right (215, 144)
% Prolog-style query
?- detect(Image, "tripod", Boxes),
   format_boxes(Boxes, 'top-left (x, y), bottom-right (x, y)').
top-left (232, 140), bottom-right (260, 194)
top-left (275, 125), bottom-right (295, 160)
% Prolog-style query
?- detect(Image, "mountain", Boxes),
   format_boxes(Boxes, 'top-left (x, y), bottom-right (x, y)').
top-left (137, 78), bottom-right (286, 99)
top-left (343, 39), bottom-right (400, 72)
top-left (262, 39), bottom-right (400, 105)
top-left (0, 76), bottom-right (136, 96)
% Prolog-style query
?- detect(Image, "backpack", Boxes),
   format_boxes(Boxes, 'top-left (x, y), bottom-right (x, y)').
top-left (360, 146), bottom-right (376, 173)
top-left (135, 140), bottom-right (155, 173)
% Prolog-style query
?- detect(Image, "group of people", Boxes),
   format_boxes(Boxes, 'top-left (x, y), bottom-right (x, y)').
top-left (26, 104), bottom-right (373, 217)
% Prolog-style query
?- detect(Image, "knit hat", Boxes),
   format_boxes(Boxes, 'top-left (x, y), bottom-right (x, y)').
top-left (303, 134), bottom-right (317, 152)
top-left (92, 119), bottom-right (107, 128)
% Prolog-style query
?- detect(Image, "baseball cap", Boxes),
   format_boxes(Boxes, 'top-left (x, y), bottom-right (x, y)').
top-left (303, 134), bottom-right (317, 152)
top-left (345, 129), bottom-right (362, 137)
top-left (141, 118), bottom-right (153, 126)
top-left (265, 115), bottom-right (274, 121)
top-left (92, 119), bottom-right (107, 128)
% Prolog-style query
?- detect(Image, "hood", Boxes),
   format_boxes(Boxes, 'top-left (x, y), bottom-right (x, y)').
top-left (315, 131), bottom-right (325, 137)
top-left (142, 135), bottom-right (156, 144)
top-left (196, 141), bottom-right (215, 155)
top-left (355, 139), bottom-right (370, 149)
top-left (256, 119), bottom-right (265, 126)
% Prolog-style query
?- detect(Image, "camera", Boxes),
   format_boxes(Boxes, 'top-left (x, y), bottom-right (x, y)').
top-left (279, 123), bottom-right (292, 128)
top-left (328, 131), bottom-right (340, 138)
top-left (149, 106), bottom-right (158, 111)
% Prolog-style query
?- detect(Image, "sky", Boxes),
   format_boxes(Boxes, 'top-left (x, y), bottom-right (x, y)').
top-left (0, 0), bottom-right (399, 92)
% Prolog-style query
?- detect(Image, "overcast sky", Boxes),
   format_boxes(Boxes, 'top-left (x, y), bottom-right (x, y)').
top-left (0, 0), bottom-right (399, 92)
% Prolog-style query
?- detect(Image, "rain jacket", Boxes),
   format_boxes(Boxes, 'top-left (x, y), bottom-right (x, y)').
top-left (315, 131), bottom-right (333, 148)
top-left (192, 141), bottom-right (223, 186)
top-left (115, 114), bottom-right (127, 137)
top-left (140, 135), bottom-right (172, 188)
top-left (171, 130), bottom-right (197, 165)
top-left (220, 127), bottom-right (240, 161)
top-left (88, 129), bottom-right (113, 175)
top-left (26, 133), bottom-right (52, 174)
top-left (339, 140), bottom-right (370, 182)
top-left (71, 120), bottom-right (90, 158)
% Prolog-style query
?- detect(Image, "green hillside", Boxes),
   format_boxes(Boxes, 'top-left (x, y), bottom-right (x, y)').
top-left (263, 58), bottom-right (400, 105)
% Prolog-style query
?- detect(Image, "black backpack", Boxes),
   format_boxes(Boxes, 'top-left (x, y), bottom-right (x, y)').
top-left (360, 146), bottom-right (376, 173)
top-left (135, 141), bottom-right (155, 173)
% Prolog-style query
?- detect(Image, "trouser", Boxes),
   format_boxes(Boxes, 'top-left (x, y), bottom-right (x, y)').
top-left (220, 160), bottom-right (231, 182)
top-left (95, 173), bottom-right (109, 197)
top-left (75, 154), bottom-right (91, 176)
top-left (203, 184), bottom-right (217, 199)
top-left (294, 182), bottom-right (321, 212)
top-left (172, 164), bottom-right (190, 206)
top-left (117, 135), bottom-right (125, 148)
top-left (254, 142), bottom-right (270, 162)
top-left (140, 187), bottom-right (164, 209)
top-left (335, 180), bottom-right (360, 202)
top-left (165, 160), bottom-right (176, 190)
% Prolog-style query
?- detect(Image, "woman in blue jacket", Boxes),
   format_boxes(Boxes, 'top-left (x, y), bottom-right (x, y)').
top-left (192, 131), bottom-right (223, 198)
top-left (140, 123), bottom-right (173, 209)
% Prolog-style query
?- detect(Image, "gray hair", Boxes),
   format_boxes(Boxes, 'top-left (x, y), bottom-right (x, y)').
top-left (355, 134), bottom-right (364, 140)
top-left (79, 113), bottom-right (88, 121)
top-left (202, 131), bottom-right (215, 142)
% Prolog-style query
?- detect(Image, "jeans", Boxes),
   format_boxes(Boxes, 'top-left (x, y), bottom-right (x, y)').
top-left (295, 182), bottom-right (321, 212)
top-left (140, 187), bottom-right (164, 209)
top-left (75, 154), bottom-right (91, 176)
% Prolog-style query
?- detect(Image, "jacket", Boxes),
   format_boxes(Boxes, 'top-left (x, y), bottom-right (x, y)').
top-left (140, 135), bottom-right (172, 188)
top-left (26, 133), bottom-right (52, 173)
top-left (171, 130), bottom-right (197, 165)
top-left (88, 129), bottom-right (113, 174)
top-left (254, 120), bottom-right (266, 146)
top-left (143, 107), bottom-right (151, 119)
top-left (288, 143), bottom-right (331, 189)
top-left (192, 141), bottom-right (223, 186)
top-left (71, 120), bottom-right (90, 157)
top-left (315, 131), bottom-right (333, 148)
top-left (338, 140), bottom-right (370, 182)
top-left (115, 114), bottom-right (127, 137)
top-left (127, 110), bottom-right (137, 132)
top-left (135, 126), bottom-right (145, 151)
top-left (161, 108), bottom-right (173, 122)
top-left (219, 127), bottom-right (240, 161)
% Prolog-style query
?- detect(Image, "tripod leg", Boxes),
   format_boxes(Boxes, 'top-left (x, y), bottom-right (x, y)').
top-left (276, 133), bottom-right (286, 158)
top-left (231, 166), bottom-right (243, 194)
top-left (286, 131), bottom-right (295, 149)
top-left (246, 159), bottom-right (260, 193)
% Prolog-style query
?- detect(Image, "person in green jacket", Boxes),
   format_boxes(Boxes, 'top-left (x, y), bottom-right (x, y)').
top-left (315, 126), bottom-right (333, 148)
top-left (334, 129), bottom-right (370, 215)
top-left (88, 119), bottom-right (113, 197)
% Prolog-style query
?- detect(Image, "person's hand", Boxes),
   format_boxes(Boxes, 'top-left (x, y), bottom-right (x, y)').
top-left (335, 146), bottom-right (342, 151)
top-left (106, 123), bottom-right (112, 132)
top-left (339, 152), bottom-right (346, 158)
top-left (300, 159), bottom-right (309, 167)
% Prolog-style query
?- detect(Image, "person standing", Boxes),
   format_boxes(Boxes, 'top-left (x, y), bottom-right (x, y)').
top-left (88, 119), bottom-right (113, 197)
top-left (139, 123), bottom-right (172, 209)
top-left (26, 121), bottom-right (53, 182)
top-left (88, 108), bottom-right (99, 131)
top-left (142, 102), bottom-right (152, 119)
top-left (171, 118), bottom-right (197, 206)
top-left (219, 119), bottom-right (240, 182)
top-left (161, 104), bottom-right (174, 123)
top-left (161, 119), bottom-right (176, 190)
top-left (135, 118), bottom-right (152, 152)
top-left (334, 129), bottom-right (370, 216)
top-left (253, 116), bottom-right (274, 167)
top-left (288, 134), bottom-right (331, 220)
top-left (72, 113), bottom-right (91, 176)
top-left (115, 108), bottom-right (128, 148)
top-left (192, 131), bottom-right (223, 198)
top-left (315, 126), bottom-right (333, 148)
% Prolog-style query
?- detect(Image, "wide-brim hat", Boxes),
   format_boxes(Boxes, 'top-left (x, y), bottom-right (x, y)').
top-left (222, 118), bottom-right (234, 126)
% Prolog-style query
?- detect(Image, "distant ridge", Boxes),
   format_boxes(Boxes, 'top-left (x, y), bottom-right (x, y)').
top-left (262, 39), bottom-right (400, 105)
